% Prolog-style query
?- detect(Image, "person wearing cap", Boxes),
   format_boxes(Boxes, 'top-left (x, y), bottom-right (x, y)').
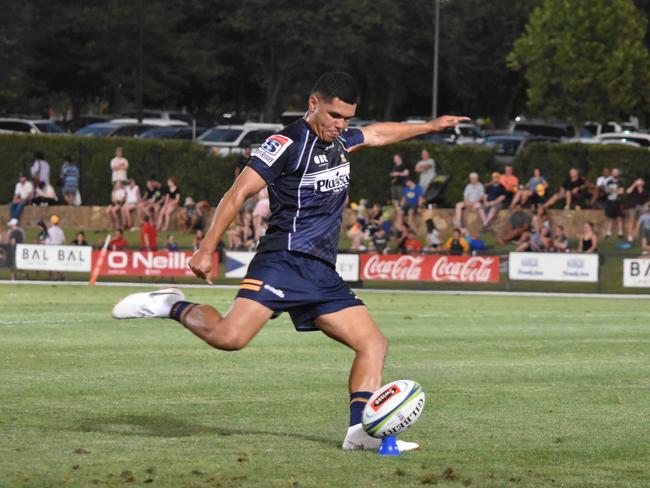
top-left (9, 173), bottom-right (34, 221)
top-left (45, 215), bottom-right (65, 245)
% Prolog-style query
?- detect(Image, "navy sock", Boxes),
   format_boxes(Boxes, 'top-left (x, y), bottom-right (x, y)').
top-left (349, 391), bottom-right (373, 426)
top-left (169, 300), bottom-right (198, 323)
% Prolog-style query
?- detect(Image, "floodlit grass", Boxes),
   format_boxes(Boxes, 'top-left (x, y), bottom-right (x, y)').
top-left (1, 285), bottom-right (649, 487)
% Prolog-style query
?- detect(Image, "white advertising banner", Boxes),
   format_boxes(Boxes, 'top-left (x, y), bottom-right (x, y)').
top-left (508, 252), bottom-right (599, 282)
top-left (623, 259), bottom-right (650, 287)
top-left (16, 244), bottom-right (93, 272)
top-left (225, 251), bottom-right (360, 281)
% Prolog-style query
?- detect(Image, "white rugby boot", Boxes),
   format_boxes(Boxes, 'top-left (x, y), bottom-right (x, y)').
top-left (342, 424), bottom-right (419, 452)
top-left (112, 288), bottom-right (185, 319)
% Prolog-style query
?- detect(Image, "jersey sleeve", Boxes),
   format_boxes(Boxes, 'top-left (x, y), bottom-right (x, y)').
top-left (340, 128), bottom-right (364, 150)
top-left (247, 134), bottom-right (295, 184)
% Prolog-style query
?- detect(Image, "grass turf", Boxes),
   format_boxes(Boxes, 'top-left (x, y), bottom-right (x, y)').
top-left (1, 285), bottom-right (649, 487)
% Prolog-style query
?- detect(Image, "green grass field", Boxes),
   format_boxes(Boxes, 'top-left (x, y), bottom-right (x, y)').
top-left (1, 285), bottom-right (649, 487)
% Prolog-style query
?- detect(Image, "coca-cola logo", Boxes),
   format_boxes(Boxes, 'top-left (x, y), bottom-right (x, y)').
top-left (431, 256), bottom-right (495, 282)
top-left (362, 254), bottom-right (424, 280)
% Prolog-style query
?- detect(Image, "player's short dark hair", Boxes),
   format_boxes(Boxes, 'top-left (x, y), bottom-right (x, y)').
top-left (311, 72), bottom-right (359, 104)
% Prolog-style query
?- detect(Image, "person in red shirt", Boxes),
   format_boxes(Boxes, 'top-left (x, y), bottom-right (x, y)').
top-left (109, 229), bottom-right (128, 250)
top-left (140, 215), bottom-right (158, 251)
top-left (404, 230), bottom-right (422, 253)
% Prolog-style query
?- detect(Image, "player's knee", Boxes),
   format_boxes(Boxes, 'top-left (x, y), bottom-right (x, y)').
top-left (208, 330), bottom-right (249, 351)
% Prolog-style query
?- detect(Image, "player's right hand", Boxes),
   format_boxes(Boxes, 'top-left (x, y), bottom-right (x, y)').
top-left (188, 249), bottom-right (214, 285)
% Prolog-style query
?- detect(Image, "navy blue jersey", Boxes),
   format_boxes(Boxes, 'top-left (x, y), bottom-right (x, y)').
top-left (247, 119), bottom-right (364, 265)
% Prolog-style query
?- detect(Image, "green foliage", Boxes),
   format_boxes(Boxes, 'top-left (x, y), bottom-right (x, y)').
top-left (508, 0), bottom-right (650, 125)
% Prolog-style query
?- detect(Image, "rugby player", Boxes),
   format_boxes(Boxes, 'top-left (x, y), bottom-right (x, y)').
top-left (113, 72), bottom-right (468, 451)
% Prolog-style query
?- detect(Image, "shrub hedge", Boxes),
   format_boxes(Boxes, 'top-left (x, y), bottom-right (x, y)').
top-left (2, 134), bottom-right (650, 207)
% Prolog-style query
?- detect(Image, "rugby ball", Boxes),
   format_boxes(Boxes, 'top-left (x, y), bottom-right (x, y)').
top-left (362, 379), bottom-right (425, 438)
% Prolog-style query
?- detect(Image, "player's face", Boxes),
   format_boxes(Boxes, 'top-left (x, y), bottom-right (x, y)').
top-left (307, 95), bottom-right (357, 142)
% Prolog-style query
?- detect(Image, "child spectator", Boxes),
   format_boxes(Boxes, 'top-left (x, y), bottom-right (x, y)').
top-left (577, 222), bottom-right (598, 253)
top-left (110, 147), bottom-right (129, 184)
top-left (71, 231), bottom-right (88, 246)
top-left (403, 230), bottom-right (422, 253)
top-left (443, 227), bottom-right (469, 256)
top-left (121, 179), bottom-right (141, 230)
top-left (59, 156), bottom-right (80, 206)
top-left (192, 229), bottom-right (204, 252)
top-left (109, 229), bottom-right (128, 250)
top-left (166, 234), bottom-right (179, 251)
top-left (36, 220), bottom-right (48, 243)
top-left (464, 229), bottom-right (486, 253)
top-left (106, 181), bottom-right (126, 230)
top-left (400, 179), bottom-right (423, 229)
top-left (553, 225), bottom-right (569, 252)
top-left (140, 215), bottom-right (158, 251)
top-left (371, 228), bottom-right (389, 254)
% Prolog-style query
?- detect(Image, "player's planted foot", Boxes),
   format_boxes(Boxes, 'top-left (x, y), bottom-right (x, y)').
top-left (341, 424), bottom-right (419, 452)
top-left (112, 287), bottom-right (185, 319)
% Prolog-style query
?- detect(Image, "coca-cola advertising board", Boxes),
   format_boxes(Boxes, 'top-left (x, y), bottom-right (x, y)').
top-left (360, 254), bottom-right (500, 282)
top-left (92, 250), bottom-right (218, 277)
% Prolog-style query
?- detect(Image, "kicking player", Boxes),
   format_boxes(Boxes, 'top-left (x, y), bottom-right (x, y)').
top-left (113, 72), bottom-right (468, 451)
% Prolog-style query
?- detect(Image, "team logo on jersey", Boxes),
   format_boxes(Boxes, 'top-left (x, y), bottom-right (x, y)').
top-left (313, 164), bottom-right (350, 194)
top-left (254, 134), bottom-right (293, 166)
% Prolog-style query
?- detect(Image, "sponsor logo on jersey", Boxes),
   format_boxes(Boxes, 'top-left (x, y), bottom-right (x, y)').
top-left (370, 383), bottom-right (402, 412)
top-left (263, 283), bottom-right (285, 298)
top-left (313, 164), bottom-right (350, 194)
top-left (313, 154), bottom-right (328, 165)
top-left (254, 134), bottom-right (293, 166)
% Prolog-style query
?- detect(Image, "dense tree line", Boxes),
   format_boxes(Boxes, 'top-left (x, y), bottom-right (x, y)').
top-left (1, 0), bottom-right (649, 126)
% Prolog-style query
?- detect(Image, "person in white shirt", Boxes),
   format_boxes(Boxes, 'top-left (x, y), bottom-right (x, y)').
top-left (107, 181), bottom-right (127, 230)
top-left (110, 147), bottom-right (129, 184)
top-left (414, 149), bottom-right (436, 194)
top-left (45, 215), bottom-right (65, 245)
top-left (121, 178), bottom-right (141, 230)
top-left (10, 173), bottom-right (34, 221)
top-left (30, 152), bottom-right (51, 186)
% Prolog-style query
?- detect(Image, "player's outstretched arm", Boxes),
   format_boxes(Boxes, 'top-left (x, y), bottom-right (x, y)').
top-left (188, 168), bottom-right (266, 283)
top-left (359, 115), bottom-right (470, 148)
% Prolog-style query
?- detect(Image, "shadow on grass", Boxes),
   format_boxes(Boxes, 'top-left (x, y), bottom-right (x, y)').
top-left (76, 414), bottom-right (338, 447)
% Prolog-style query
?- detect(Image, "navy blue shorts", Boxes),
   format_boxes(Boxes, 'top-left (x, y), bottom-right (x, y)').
top-left (236, 251), bottom-right (365, 332)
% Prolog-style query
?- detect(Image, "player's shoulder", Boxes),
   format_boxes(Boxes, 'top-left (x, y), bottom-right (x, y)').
top-left (252, 120), bottom-right (306, 168)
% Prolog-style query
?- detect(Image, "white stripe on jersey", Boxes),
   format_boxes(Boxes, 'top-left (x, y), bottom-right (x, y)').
top-left (289, 135), bottom-right (317, 248)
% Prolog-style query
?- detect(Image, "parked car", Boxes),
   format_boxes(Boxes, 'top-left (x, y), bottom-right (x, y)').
top-left (74, 122), bottom-right (157, 137)
top-left (511, 120), bottom-right (576, 139)
top-left (139, 126), bottom-right (208, 140)
top-left (596, 132), bottom-right (650, 148)
top-left (0, 118), bottom-right (66, 135)
top-left (59, 115), bottom-right (112, 133)
top-left (197, 122), bottom-right (283, 155)
top-left (483, 132), bottom-right (559, 164)
top-left (120, 110), bottom-right (194, 125)
top-left (109, 117), bottom-right (188, 127)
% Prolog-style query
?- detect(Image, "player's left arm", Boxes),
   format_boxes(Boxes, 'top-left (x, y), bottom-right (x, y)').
top-left (358, 115), bottom-right (470, 148)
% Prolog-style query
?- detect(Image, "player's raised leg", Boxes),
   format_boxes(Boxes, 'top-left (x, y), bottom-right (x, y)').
top-left (315, 306), bottom-right (419, 452)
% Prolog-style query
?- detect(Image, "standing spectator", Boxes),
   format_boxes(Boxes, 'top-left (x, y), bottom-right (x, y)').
top-left (403, 230), bottom-right (422, 253)
top-left (553, 225), bottom-right (569, 252)
top-left (109, 229), bottom-right (128, 250)
top-left (166, 234), bottom-right (179, 251)
top-left (541, 168), bottom-right (591, 211)
top-left (36, 220), bottom-right (48, 243)
top-left (577, 222), bottom-right (599, 253)
top-left (45, 215), bottom-right (65, 245)
top-left (234, 146), bottom-right (253, 179)
top-left (110, 147), bottom-right (129, 184)
top-left (593, 167), bottom-right (611, 208)
top-left (59, 156), bottom-right (80, 206)
top-left (140, 215), bottom-right (158, 251)
top-left (510, 167), bottom-right (547, 209)
top-left (638, 207), bottom-right (650, 254)
top-left (479, 172), bottom-right (507, 229)
top-left (9, 173), bottom-right (33, 221)
top-left (121, 179), bottom-right (141, 230)
top-left (414, 149), bottom-right (436, 195)
top-left (454, 172), bottom-right (484, 227)
top-left (7, 219), bottom-right (25, 281)
top-left (192, 229), bottom-right (204, 252)
top-left (388, 153), bottom-right (409, 206)
top-left (30, 151), bottom-right (50, 187)
top-left (498, 165), bottom-right (520, 203)
top-left (32, 181), bottom-right (58, 206)
top-left (625, 178), bottom-right (648, 242)
top-left (443, 227), bottom-right (470, 255)
top-left (400, 179), bottom-right (423, 229)
top-left (497, 203), bottom-right (532, 245)
top-left (157, 178), bottom-right (181, 231)
top-left (106, 181), bottom-right (126, 230)
top-left (603, 168), bottom-right (625, 239)
top-left (71, 231), bottom-right (88, 246)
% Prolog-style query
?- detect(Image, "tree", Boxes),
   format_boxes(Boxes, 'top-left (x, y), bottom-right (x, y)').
top-left (508, 0), bottom-right (650, 126)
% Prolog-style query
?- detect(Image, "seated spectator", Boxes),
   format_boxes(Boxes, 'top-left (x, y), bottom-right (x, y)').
top-left (603, 168), bottom-right (625, 240)
top-left (498, 203), bottom-right (532, 245)
top-left (541, 168), bottom-right (594, 212)
top-left (166, 234), bottom-right (179, 251)
top-left (140, 215), bottom-right (158, 251)
top-left (109, 229), bottom-right (128, 250)
top-left (424, 218), bottom-right (442, 251)
top-left (138, 179), bottom-right (159, 222)
top-left (157, 178), bottom-right (180, 231)
top-left (400, 179), bottom-right (423, 229)
top-left (59, 156), bottom-right (80, 206)
top-left (32, 181), bottom-right (58, 206)
top-left (443, 227), bottom-right (469, 256)
top-left (347, 223), bottom-right (365, 251)
top-left (71, 231), bottom-right (88, 246)
top-left (593, 167), bottom-right (611, 208)
top-left (499, 165), bottom-right (520, 203)
top-left (638, 207), bottom-right (650, 255)
top-left (121, 178), bottom-right (141, 230)
top-left (577, 222), bottom-right (598, 253)
top-left (370, 227), bottom-right (389, 254)
top-left (351, 198), bottom-right (368, 230)
top-left (553, 225), bottom-right (569, 252)
top-left (454, 172), bottom-right (484, 227)
top-left (226, 211), bottom-right (255, 250)
top-left (625, 178), bottom-right (648, 243)
top-left (403, 230), bottom-right (422, 253)
top-left (463, 229), bottom-right (486, 253)
top-left (106, 181), bottom-right (126, 230)
top-left (510, 167), bottom-right (548, 209)
top-left (178, 197), bottom-right (210, 234)
top-left (9, 173), bottom-right (33, 221)
top-left (0, 220), bottom-right (7, 244)
top-left (192, 229), bottom-right (204, 252)
top-left (479, 172), bottom-right (507, 229)
top-left (514, 215), bottom-right (551, 252)
top-left (253, 187), bottom-right (271, 242)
